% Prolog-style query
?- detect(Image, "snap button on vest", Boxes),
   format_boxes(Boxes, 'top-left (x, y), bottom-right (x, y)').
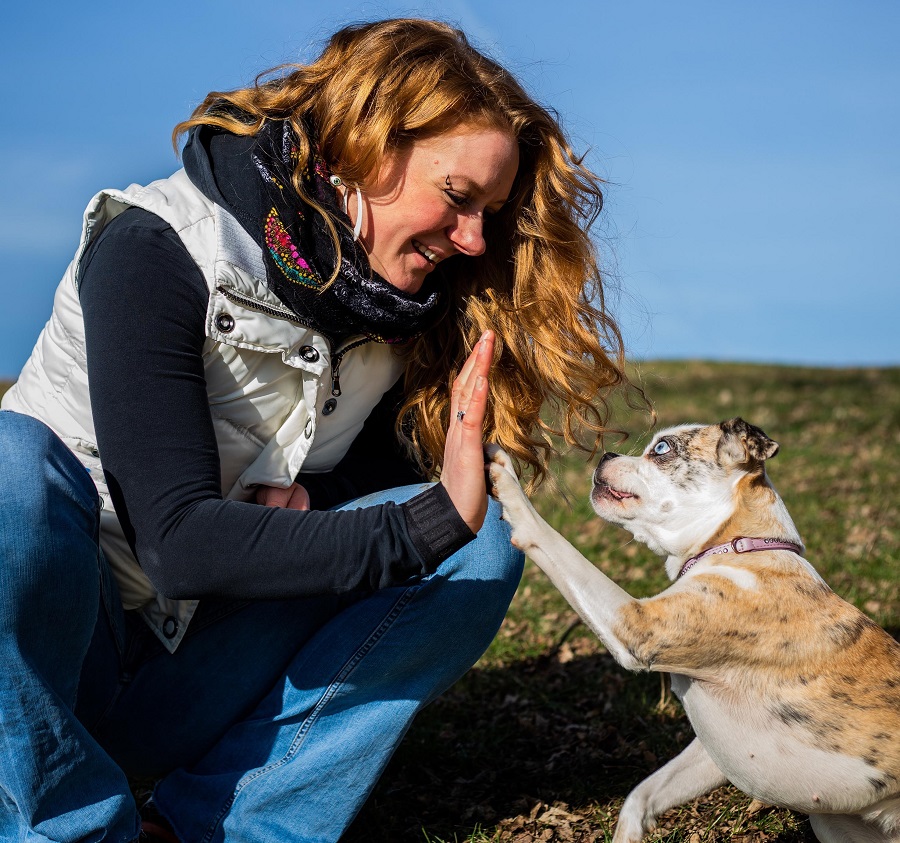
top-left (322, 398), bottom-right (337, 416)
top-left (299, 345), bottom-right (320, 363)
top-left (304, 417), bottom-right (313, 438)
top-left (215, 313), bottom-right (235, 333)
top-left (162, 616), bottom-right (179, 639)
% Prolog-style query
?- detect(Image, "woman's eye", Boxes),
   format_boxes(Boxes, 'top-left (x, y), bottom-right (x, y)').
top-left (445, 190), bottom-right (470, 208)
top-left (652, 440), bottom-right (671, 455)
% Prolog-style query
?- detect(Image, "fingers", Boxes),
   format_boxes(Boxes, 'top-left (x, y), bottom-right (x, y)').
top-left (256, 486), bottom-right (285, 507)
top-left (458, 329), bottom-right (492, 381)
top-left (255, 483), bottom-right (311, 510)
top-left (463, 372), bottom-right (488, 428)
top-left (451, 330), bottom-right (494, 427)
top-left (441, 330), bottom-right (495, 534)
top-left (287, 484), bottom-right (311, 510)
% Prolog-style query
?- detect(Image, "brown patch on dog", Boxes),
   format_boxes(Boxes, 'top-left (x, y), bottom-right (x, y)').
top-left (680, 426), bottom-right (720, 461)
top-left (613, 564), bottom-right (900, 782)
top-left (707, 472), bottom-right (790, 554)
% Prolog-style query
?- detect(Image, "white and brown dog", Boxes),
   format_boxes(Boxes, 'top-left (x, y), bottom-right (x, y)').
top-left (487, 418), bottom-right (900, 843)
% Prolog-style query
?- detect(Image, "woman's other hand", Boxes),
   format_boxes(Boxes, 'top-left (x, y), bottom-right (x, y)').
top-left (255, 483), bottom-right (311, 510)
top-left (441, 330), bottom-right (494, 534)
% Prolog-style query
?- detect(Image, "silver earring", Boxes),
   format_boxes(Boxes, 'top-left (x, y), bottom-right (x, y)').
top-left (335, 177), bottom-right (363, 242)
top-left (352, 186), bottom-right (363, 242)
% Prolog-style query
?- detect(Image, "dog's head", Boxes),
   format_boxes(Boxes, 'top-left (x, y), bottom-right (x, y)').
top-left (591, 418), bottom-right (785, 561)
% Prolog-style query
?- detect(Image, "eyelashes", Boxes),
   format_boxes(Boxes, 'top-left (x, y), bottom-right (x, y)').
top-left (444, 190), bottom-right (470, 207)
top-left (444, 175), bottom-right (501, 216)
top-left (444, 175), bottom-right (469, 207)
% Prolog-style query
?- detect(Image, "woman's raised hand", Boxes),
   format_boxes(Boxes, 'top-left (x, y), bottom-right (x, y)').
top-left (441, 330), bottom-right (494, 534)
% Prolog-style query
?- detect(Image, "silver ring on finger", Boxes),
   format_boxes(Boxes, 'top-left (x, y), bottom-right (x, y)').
top-left (456, 410), bottom-right (466, 422)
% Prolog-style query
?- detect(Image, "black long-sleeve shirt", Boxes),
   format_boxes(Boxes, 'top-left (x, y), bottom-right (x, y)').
top-left (79, 208), bottom-right (473, 601)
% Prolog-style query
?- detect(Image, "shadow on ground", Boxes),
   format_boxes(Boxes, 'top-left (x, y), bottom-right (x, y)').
top-left (343, 627), bottom-right (897, 842)
top-left (342, 646), bottom-right (818, 842)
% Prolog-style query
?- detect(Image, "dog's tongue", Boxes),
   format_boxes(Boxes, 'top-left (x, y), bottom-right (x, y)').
top-left (608, 486), bottom-right (635, 500)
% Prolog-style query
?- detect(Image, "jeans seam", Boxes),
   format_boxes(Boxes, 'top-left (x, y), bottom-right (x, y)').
top-left (199, 582), bottom-right (421, 843)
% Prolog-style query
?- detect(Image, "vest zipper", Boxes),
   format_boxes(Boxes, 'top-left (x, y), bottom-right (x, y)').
top-left (216, 285), bottom-right (313, 327)
top-left (330, 338), bottom-right (373, 396)
top-left (216, 284), bottom-right (373, 399)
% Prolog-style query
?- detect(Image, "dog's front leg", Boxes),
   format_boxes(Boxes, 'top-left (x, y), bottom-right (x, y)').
top-left (487, 446), bottom-right (642, 670)
top-left (613, 738), bottom-right (728, 843)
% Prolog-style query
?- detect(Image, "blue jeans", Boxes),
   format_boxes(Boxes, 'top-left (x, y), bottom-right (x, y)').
top-left (0, 411), bottom-right (523, 843)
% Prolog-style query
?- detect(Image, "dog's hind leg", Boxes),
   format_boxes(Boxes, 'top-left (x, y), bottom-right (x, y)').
top-left (809, 814), bottom-right (897, 843)
top-left (613, 738), bottom-right (727, 843)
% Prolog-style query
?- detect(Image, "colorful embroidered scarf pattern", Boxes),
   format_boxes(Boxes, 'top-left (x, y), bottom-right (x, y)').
top-left (249, 120), bottom-right (443, 343)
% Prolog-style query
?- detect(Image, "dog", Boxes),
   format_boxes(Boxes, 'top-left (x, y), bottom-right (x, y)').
top-left (487, 418), bottom-right (900, 843)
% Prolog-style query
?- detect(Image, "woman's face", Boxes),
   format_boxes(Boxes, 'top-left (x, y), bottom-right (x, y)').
top-left (352, 124), bottom-right (519, 294)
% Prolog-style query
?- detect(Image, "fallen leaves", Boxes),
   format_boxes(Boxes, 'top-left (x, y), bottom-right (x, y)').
top-left (497, 800), bottom-right (604, 842)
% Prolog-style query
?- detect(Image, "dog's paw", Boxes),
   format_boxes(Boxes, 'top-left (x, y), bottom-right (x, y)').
top-left (612, 794), bottom-right (656, 843)
top-left (485, 444), bottom-right (540, 550)
top-left (612, 813), bottom-right (653, 843)
top-left (485, 444), bottom-right (526, 505)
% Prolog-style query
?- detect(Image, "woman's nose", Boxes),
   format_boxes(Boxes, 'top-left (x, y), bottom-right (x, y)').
top-left (449, 215), bottom-right (486, 257)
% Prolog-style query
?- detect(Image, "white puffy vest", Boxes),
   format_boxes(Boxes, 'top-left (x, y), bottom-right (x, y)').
top-left (2, 169), bottom-right (406, 651)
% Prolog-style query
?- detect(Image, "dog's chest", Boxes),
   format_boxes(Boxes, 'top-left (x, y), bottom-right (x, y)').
top-left (675, 677), bottom-right (891, 813)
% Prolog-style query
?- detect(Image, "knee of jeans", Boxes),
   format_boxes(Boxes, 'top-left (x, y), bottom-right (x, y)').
top-left (398, 500), bottom-right (521, 677)
top-left (0, 413), bottom-right (101, 603)
top-left (436, 496), bottom-right (524, 615)
top-left (1, 411), bottom-right (98, 514)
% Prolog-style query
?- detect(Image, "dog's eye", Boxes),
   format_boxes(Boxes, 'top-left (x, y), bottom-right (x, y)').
top-left (652, 440), bottom-right (671, 455)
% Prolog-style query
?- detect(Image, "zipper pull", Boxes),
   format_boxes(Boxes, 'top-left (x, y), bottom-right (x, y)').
top-left (330, 338), bottom-right (370, 398)
top-left (331, 352), bottom-right (343, 397)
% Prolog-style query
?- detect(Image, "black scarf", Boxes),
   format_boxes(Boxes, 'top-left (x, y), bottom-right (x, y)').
top-left (204, 119), bottom-right (443, 344)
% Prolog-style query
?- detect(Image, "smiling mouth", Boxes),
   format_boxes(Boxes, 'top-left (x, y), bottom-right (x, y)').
top-left (593, 481), bottom-right (638, 503)
top-left (412, 239), bottom-right (438, 264)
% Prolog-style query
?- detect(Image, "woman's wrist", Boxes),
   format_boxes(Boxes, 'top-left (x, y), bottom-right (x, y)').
top-left (401, 484), bottom-right (476, 572)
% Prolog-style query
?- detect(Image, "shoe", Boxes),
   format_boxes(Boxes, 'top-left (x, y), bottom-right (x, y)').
top-left (140, 818), bottom-right (180, 843)
top-left (139, 800), bottom-right (180, 843)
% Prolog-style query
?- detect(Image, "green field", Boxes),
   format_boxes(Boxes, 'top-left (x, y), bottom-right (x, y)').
top-left (3, 362), bottom-right (898, 842)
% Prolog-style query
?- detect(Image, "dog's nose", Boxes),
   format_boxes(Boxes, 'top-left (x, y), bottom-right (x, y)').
top-left (593, 452), bottom-right (620, 483)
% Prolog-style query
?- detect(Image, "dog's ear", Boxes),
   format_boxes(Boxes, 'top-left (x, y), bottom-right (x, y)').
top-left (717, 417), bottom-right (779, 466)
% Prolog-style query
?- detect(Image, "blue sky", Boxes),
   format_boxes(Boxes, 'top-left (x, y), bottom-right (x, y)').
top-left (1, 0), bottom-right (897, 377)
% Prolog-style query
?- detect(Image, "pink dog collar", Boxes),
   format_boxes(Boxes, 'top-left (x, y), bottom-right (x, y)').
top-left (678, 537), bottom-right (803, 579)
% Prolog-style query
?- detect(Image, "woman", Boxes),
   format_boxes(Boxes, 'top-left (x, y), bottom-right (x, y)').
top-left (0, 18), bottom-right (628, 843)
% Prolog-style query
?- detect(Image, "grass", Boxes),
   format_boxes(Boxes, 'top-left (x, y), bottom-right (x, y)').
top-left (3, 362), bottom-right (898, 841)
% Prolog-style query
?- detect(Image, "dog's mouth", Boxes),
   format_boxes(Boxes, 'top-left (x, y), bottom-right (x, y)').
top-left (593, 480), bottom-right (638, 503)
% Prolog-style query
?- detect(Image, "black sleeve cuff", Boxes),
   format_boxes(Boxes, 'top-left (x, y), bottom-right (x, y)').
top-left (401, 483), bottom-right (476, 573)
